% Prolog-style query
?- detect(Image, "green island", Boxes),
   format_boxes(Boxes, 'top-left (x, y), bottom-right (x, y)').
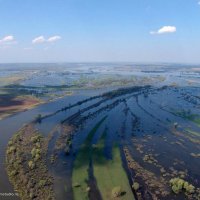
top-left (6, 124), bottom-right (54, 200)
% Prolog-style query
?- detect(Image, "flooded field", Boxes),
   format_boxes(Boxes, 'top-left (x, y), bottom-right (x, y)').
top-left (0, 63), bottom-right (200, 200)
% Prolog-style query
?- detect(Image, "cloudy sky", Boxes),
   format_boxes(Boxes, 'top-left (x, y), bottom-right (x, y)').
top-left (0, 0), bottom-right (200, 63)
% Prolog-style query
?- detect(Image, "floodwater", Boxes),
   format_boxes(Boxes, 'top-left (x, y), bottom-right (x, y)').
top-left (42, 85), bottom-right (200, 200)
top-left (0, 69), bottom-right (200, 199)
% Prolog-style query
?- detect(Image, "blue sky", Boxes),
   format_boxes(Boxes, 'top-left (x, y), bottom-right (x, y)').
top-left (0, 0), bottom-right (200, 63)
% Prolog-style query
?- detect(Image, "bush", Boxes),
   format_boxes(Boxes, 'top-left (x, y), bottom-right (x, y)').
top-left (7, 146), bottom-right (16, 154)
top-left (31, 147), bottom-right (36, 157)
top-left (132, 182), bottom-right (140, 191)
top-left (13, 161), bottom-right (20, 170)
top-left (64, 147), bottom-right (70, 155)
top-left (31, 135), bottom-right (41, 143)
top-left (185, 184), bottom-right (195, 194)
top-left (31, 148), bottom-right (41, 159)
top-left (34, 153), bottom-right (41, 162)
top-left (111, 186), bottom-right (123, 198)
top-left (10, 170), bottom-right (18, 177)
top-left (35, 142), bottom-right (41, 148)
top-left (86, 187), bottom-right (90, 193)
top-left (66, 138), bottom-right (71, 143)
top-left (28, 160), bottom-right (35, 169)
top-left (169, 178), bottom-right (195, 194)
top-left (174, 122), bottom-right (178, 128)
top-left (172, 185), bottom-right (180, 194)
top-left (39, 180), bottom-right (46, 187)
top-left (29, 192), bottom-right (35, 199)
top-left (67, 141), bottom-right (72, 148)
top-left (8, 141), bottom-right (13, 146)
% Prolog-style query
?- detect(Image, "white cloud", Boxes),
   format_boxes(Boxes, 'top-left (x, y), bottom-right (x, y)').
top-left (198, 1), bottom-right (200, 5)
top-left (32, 35), bottom-right (61, 44)
top-left (47, 35), bottom-right (61, 42)
top-left (0, 35), bottom-right (15, 44)
top-left (32, 36), bottom-right (46, 44)
top-left (150, 26), bottom-right (176, 35)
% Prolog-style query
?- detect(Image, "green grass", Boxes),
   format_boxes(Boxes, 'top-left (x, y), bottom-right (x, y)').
top-left (72, 116), bottom-right (107, 200)
top-left (93, 132), bottom-right (135, 200)
top-left (72, 116), bottom-right (134, 200)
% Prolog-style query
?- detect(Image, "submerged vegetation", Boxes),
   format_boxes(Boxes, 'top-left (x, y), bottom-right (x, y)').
top-left (72, 117), bottom-right (134, 200)
top-left (72, 117), bottom-right (107, 200)
top-left (93, 131), bottom-right (134, 200)
top-left (172, 109), bottom-right (200, 126)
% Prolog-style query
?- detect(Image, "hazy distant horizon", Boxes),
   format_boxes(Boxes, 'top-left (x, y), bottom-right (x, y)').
top-left (0, 61), bottom-right (200, 65)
